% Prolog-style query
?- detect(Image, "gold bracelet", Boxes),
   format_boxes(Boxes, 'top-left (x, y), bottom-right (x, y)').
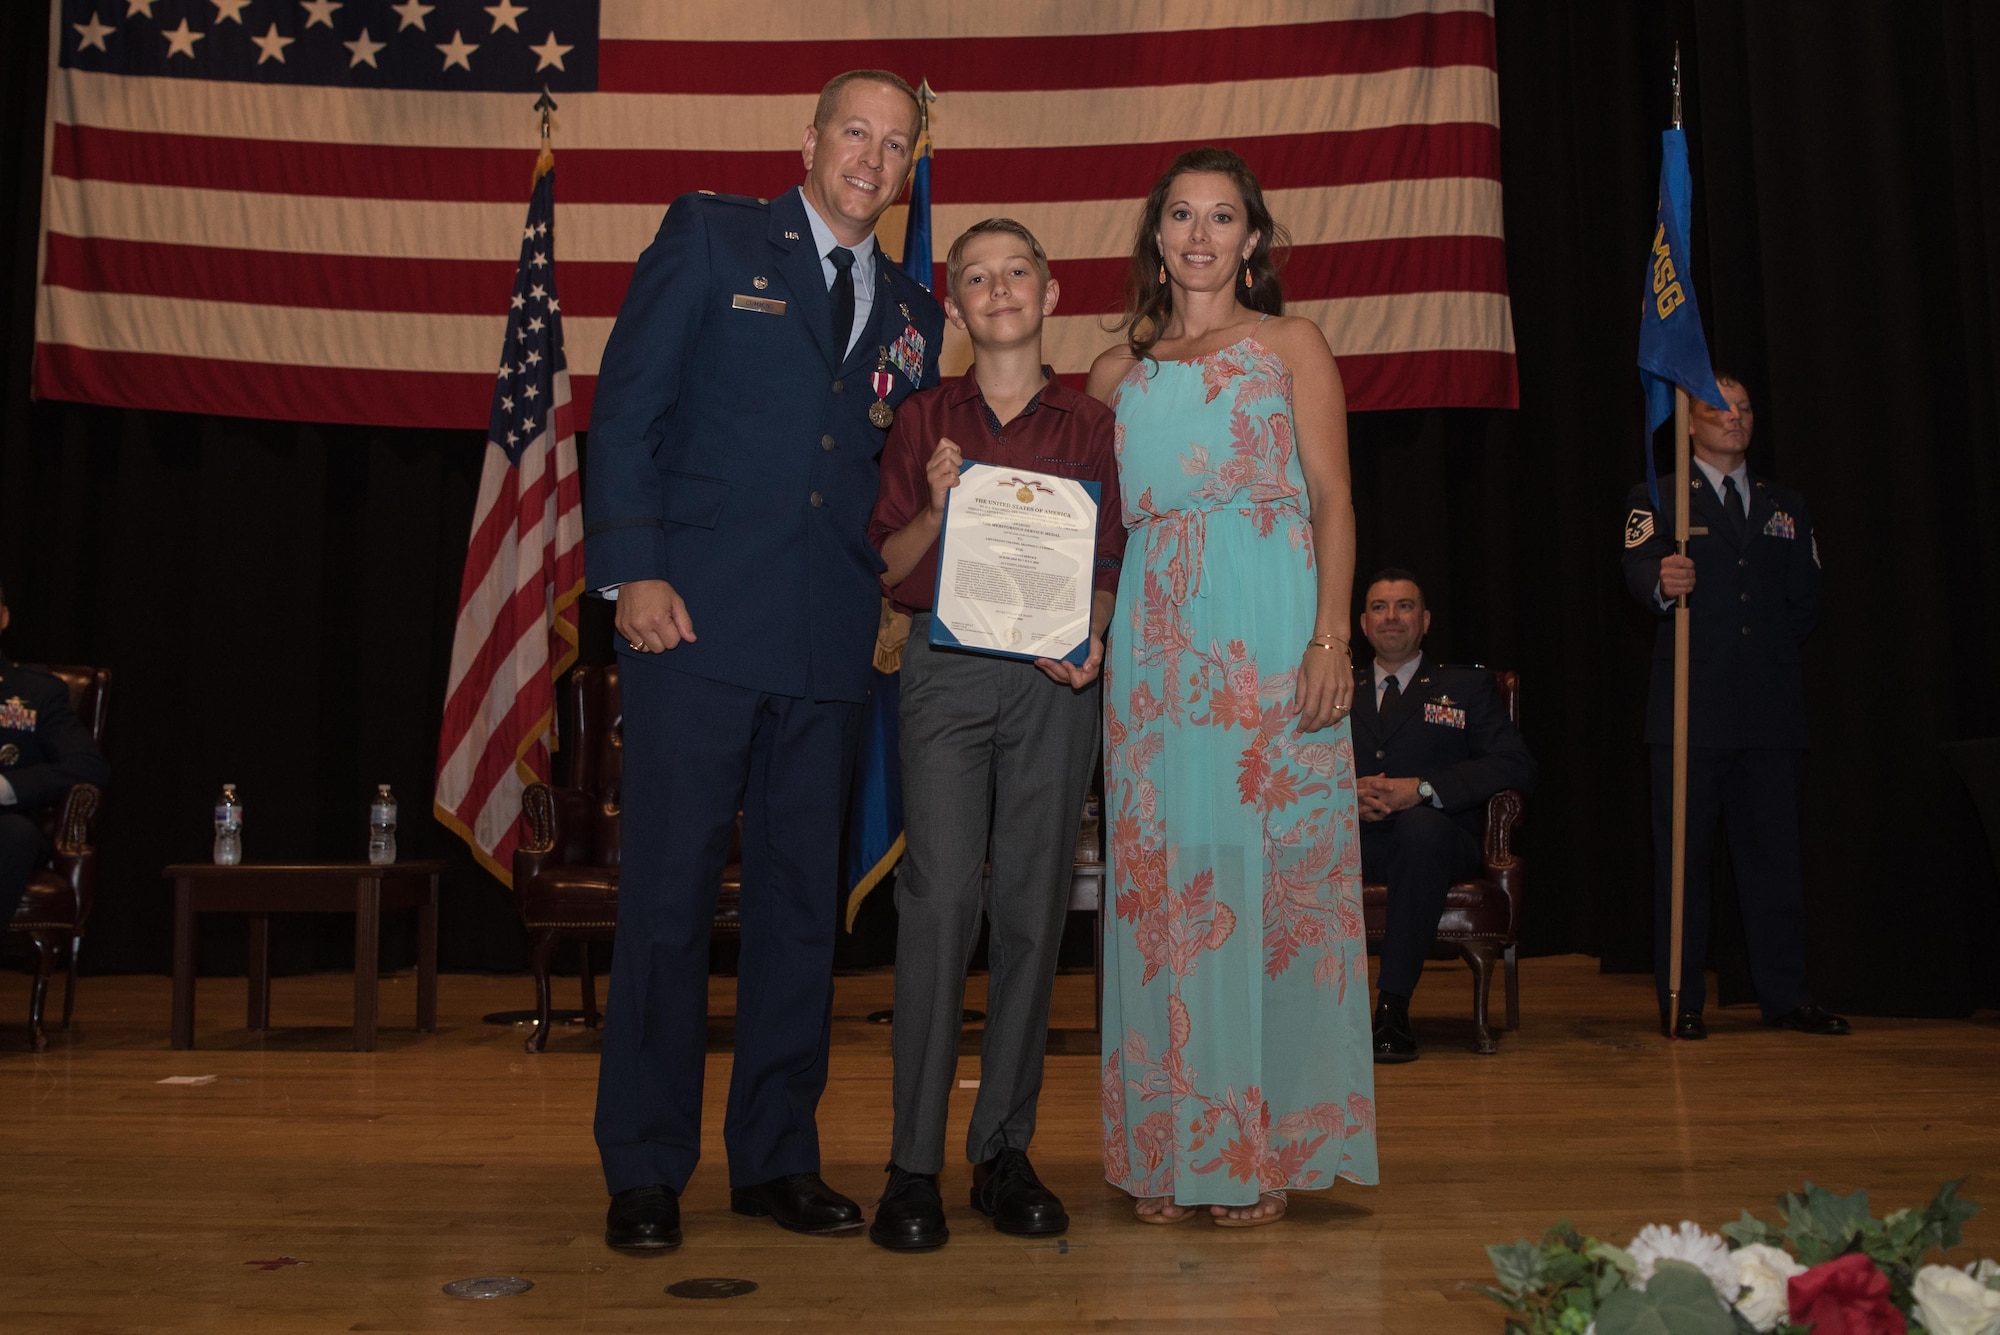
top-left (1306, 640), bottom-right (1350, 652)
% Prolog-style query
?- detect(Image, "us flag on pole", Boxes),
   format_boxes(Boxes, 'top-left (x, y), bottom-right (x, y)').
top-left (37, 1), bottom-right (1515, 425)
top-left (433, 160), bottom-right (583, 884)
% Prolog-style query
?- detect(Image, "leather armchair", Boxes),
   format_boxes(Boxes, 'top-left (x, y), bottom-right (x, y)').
top-left (8, 665), bottom-right (110, 1052)
top-left (511, 663), bottom-right (742, 1053)
top-left (1360, 668), bottom-right (1526, 1055)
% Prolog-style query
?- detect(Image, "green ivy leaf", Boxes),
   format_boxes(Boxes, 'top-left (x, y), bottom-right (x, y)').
top-left (1782, 1182), bottom-right (1872, 1263)
top-left (1919, 1177), bottom-right (1980, 1253)
top-left (1595, 1262), bottom-right (1736, 1335)
top-left (1720, 1210), bottom-right (1782, 1249)
top-left (1488, 1240), bottom-right (1547, 1295)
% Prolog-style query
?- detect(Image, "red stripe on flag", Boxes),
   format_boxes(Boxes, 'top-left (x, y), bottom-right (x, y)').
top-left (31, 342), bottom-right (513, 427)
top-left (43, 232), bottom-right (1503, 323)
top-left (596, 12), bottom-right (1497, 94)
top-left (50, 122), bottom-right (1498, 205)
top-left (1043, 236), bottom-right (1512, 319)
top-left (1334, 348), bottom-right (1518, 412)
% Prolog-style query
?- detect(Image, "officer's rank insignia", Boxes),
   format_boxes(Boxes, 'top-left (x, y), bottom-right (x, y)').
top-left (0, 696), bottom-right (35, 732)
top-left (1624, 508), bottom-right (1655, 548)
top-left (1423, 701), bottom-right (1467, 729)
top-left (0, 744), bottom-right (17, 767)
top-left (889, 324), bottom-right (926, 387)
top-left (1763, 509), bottom-right (1797, 539)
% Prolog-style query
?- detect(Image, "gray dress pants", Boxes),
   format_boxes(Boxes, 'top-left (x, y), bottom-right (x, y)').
top-left (889, 615), bottom-right (1101, 1174)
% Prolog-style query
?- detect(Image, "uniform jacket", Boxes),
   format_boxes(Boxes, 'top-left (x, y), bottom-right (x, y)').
top-left (0, 656), bottom-right (109, 813)
top-left (1349, 657), bottom-right (1537, 840)
top-left (1621, 470), bottom-right (1822, 749)
top-left (584, 187), bottom-right (946, 703)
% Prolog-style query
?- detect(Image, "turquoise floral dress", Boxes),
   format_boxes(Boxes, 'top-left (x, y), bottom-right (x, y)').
top-left (1100, 331), bottom-right (1378, 1205)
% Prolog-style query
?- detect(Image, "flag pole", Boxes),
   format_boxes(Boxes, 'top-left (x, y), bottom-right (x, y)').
top-left (1667, 43), bottom-right (1691, 1026)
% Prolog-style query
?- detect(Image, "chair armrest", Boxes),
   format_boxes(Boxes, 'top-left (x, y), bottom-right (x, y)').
top-left (514, 783), bottom-right (594, 899)
top-left (1481, 788), bottom-right (1526, 938)
top-left (1481, 789), bottom-right (1525, 869)
top-left (52, 782), bottom-right (104, 855)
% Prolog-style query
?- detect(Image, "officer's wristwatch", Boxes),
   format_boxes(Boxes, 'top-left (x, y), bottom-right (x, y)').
top-left (1416, 779), bottom-right (1435, 804)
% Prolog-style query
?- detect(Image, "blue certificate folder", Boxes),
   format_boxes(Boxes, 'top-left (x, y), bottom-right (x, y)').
top-left (928, 461), bottom-right (1100, 666)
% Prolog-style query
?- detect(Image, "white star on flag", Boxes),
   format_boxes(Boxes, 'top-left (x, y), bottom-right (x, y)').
top-left (527, 316), bottom-right (544, 333)
top-left (547, 298), bottom-right (559, 313)
top-left (523, 382), bottom-right (539, 398)
top-left (390, 0), bottom-right (432, 31)
top-left (529, 31), bottom-right (571, 71)
top-left (299, 0), bottom-right (343, 30)
top-left (162, 19), bottom-right (204, 57)
top-left (509, 293), bottom-right (525, 309)
top-left (125, 0), bottom-right (155, 19)
top-left (210, 0), bottom-right (251, 23)
top-left (485, 0), bottom-right (527, 33)
top-left (528, 284), bottom-right (546, 301)
top-left (530, 250), bottom-right (547, 267)
top-left (251, 22), bottom-right (294, 63)
top-left (501, 395), bottom-right (514, 412)
top-left (73, 14), bottom-right (114, 50)
top-left (344, 29), bottom-right (386, 67)
top-left (437, 29), bottom-right (478, 70)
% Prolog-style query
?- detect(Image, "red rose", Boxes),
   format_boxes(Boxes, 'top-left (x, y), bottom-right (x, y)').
top-left (1786, 1253), bottom-right (1906, 1335)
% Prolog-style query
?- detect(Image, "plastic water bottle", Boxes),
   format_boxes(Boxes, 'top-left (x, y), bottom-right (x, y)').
top-left (368, 784), bottom-right (398, 866)
top-left (213, 784), bottom-right (243, 866)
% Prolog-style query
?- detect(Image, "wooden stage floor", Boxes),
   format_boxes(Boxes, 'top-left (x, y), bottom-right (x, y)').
top-left (6, 956), bottom-right (1998, 1333)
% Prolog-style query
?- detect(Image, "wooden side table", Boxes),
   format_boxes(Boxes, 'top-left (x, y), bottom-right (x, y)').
top-left (163, 861), bottom-right (444, 1051)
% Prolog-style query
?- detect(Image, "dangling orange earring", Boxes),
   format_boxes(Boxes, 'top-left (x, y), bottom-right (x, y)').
top-left (1243, 261), bottom-right (1254, 290)
top-left (1158, 262), bottom-right (1167, 285)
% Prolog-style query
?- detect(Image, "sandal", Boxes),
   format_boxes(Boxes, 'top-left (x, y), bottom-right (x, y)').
top-left (1210, 1191), bottom-right (1288, 1228)
top-left (1134, 1196), bottom-right (1198, 1225)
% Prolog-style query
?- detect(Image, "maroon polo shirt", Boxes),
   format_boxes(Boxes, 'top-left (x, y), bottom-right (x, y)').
top-left (868, 369), bottom-right (1126, 616)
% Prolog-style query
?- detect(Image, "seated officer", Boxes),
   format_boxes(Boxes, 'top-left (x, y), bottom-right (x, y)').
top-left (1351, 569), bottom-right (1535, 1063)
top-left (0, 581), bottom-right (110, 923)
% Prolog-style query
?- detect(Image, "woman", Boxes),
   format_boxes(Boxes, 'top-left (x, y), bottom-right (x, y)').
top-left (1087, 147), bottom-right (1377, 1226)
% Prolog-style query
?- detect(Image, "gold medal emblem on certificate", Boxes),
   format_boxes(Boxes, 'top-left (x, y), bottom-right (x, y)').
top-left (1016, 486), bottom-right (1035, 504)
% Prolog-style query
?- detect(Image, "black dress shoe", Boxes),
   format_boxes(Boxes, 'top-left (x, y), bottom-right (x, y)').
top-left (605, 1183), bottom-right (681, 1252)
top-left (1372, 999), bottom-right (1418, 1064)
top-left (1663, 1010), bottom-right (1707, 1040)
top-left (1770, 1003), bottom-right (1850, 1035)
top-left (870, 1164), bottom-right (949, 1251)
top-left (729, 1172), bottom-right (865, 1234)
top-left (971, 1148), bottom-right (1068, 1236)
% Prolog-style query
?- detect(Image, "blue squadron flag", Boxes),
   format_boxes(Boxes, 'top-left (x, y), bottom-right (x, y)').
top-left (1637, 127), bottom-right (1728, 510)
top-left (842, 86), bottom-right (938, 930)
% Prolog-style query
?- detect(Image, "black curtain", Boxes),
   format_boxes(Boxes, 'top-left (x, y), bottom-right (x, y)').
top-left (5, 1), bottom-right (1997, 1011)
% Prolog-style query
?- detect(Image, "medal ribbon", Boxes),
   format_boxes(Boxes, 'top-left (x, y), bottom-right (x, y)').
top-left (871, 370), bottom-right (893, 403)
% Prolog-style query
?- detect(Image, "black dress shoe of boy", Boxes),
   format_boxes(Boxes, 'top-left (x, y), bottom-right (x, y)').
top-left (729, 1172), bottom-right (865, 1234)
top-left (870, 1165), bottom-right (949, 1251)
top-left (605, 1183), bottom-right (681, 1252)
top-left (1769, 1003), bottom-right (1851, 1035)
top-left (1371, 998), bottom-right (1418, 1063)
top-left (1664, 1010), bottom-right (1707, 1040)
top-left (970, 1148), bottom-right (1068, 1236)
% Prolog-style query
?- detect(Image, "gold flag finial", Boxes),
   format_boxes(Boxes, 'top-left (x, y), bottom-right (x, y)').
top-left (533, 87), bottom-right (558, 182)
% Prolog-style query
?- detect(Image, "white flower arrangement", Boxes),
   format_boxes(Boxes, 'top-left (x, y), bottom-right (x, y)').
top-left (1625, 1221), bottom-right (1741, 1305)
top-left (1912, 1262), bottom-right (2000, 1335)
top-left (1729, 1242), bottom-right (1805, 1331)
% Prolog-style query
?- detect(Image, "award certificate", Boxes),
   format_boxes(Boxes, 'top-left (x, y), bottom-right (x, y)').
top-left (928, 462), bottom-right (1101, 665)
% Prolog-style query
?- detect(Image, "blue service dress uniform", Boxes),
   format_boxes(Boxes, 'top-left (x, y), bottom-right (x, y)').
top-left (1621, 469), bottom-right (1823, 1018)
top-left (0, 656), bottom-right (110, 922)
top-left (1349, 658), bottom-right (1537, 998)
top-left (584, 187), bottom-right (944, 1195)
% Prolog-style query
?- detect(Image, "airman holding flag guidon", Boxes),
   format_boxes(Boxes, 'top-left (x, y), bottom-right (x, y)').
top-left (1623, 50), bottom-right (1847, 1042)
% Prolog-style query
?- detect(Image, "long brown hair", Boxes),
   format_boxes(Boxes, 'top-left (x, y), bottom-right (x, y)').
top-left (1114, 147), bottom-right (1289, 361)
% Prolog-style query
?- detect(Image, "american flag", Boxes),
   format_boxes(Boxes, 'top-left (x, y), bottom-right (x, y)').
top-left (433, 160), bottom-right (582, 883)
top-left (36, 0), bottom-right (1516, 426)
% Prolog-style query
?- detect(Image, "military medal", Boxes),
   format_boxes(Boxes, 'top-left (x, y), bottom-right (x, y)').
top-left (868, 347), bottom-right (894, 429)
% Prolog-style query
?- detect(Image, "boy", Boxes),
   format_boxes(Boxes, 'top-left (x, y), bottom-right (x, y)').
top-left (864, 220), bottom-right (1125, 1250)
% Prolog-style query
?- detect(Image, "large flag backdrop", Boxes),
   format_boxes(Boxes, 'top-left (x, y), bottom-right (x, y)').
top-left (34, 0), bottom-right (1516, 430)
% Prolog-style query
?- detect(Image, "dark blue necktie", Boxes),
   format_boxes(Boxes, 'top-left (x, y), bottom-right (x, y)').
top-left (1722, 474), bottom-right (1749, 542)
top-left (828, 246), bottom-right (856, 356)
